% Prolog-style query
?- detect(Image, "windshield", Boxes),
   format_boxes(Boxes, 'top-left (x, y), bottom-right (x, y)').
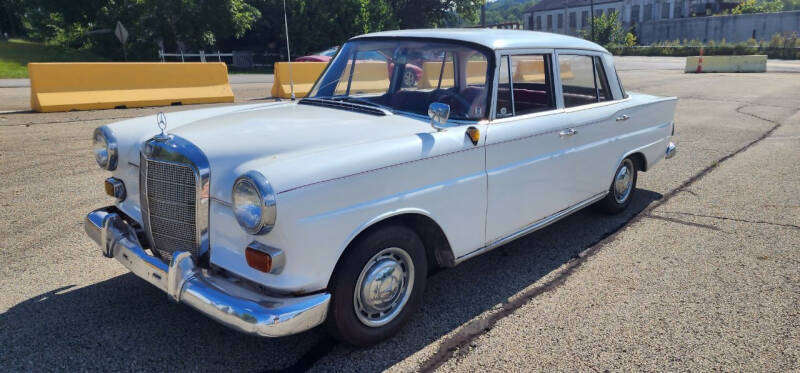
top-left (308, 39), bottom-right (492, 121)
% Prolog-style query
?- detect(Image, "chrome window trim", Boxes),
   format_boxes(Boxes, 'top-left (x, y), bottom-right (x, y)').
top-left (140, 135), bottom-right (211, 259)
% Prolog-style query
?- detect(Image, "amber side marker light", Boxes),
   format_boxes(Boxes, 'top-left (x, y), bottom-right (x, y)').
top-left (246, 246), bottom-right (273, 273)
top-left (466, 126), bottom-right (480, 146)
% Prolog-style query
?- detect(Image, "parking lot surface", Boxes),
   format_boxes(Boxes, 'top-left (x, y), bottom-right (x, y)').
top-left (1, 58), bottom-right (798, 371)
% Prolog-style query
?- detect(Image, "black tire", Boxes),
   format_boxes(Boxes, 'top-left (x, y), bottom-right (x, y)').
top-left (596, 157), bottom-right (638, 214)
top-left (326, 225), bottom-right (427, 346)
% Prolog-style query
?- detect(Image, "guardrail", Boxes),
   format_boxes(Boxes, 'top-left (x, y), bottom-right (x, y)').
top-left (158, 49), bottom-right (285, 69)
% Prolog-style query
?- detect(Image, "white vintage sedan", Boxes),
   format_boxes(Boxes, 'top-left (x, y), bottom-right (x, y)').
top-left (86, 29), bottom-right (677, 346)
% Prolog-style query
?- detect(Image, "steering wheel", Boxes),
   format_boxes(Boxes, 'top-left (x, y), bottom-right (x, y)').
top-left (436, 90), bottom-right (472, 114)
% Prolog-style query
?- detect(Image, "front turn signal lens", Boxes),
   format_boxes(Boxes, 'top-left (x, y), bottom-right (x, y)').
top-left (244, 241), bottom-right (285, 274)
top-left (246, 246), bottom-right (273, 273)
top-left (104, 177), bottom-right (126, 201)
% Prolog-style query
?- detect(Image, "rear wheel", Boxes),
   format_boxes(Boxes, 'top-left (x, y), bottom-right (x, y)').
top-left (326, 225), bottom-right (427, 346)
top-left (596, 157), bottom-right (638, 214)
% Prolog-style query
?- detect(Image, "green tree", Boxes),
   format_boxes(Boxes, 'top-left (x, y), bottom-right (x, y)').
top-left (579, 11), bottom-right (628, 47)
top-left (731, 0), bottom-right (784, 14)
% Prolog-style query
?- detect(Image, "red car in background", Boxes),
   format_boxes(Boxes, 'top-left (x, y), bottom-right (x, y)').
top-left (296, 46), bottom-right (423, 87)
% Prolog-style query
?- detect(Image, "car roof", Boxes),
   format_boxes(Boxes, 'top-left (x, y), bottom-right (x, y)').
top-left (351, 29), bottom-right (609, 54)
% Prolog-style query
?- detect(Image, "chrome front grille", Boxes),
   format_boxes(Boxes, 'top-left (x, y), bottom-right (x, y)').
top-left (145, 159), bottom-right (198, 260)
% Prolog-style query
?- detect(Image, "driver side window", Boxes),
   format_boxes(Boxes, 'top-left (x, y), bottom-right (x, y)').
top-left (495, 54), bottom-right (556, 119)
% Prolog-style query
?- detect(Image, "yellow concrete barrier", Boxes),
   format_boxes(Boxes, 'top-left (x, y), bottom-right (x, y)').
top-left (420, 61), bottom-right (487, 89)
top-left (334, 61), bottom-right (389, 94)
top-left (513, 60), bottom-right (574, 82)
top-left (684, 55), bottom-right (767, 73)
top-left (271, 62), bottom-right (327, 99)
top-left (29, 62), bottom-right (234, 112)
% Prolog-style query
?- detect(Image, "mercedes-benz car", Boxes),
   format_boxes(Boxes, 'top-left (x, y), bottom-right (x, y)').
top-left (86, 29), bottom-right (677, 346)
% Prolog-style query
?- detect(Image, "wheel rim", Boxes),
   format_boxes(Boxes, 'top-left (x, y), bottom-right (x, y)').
top-left (353, 247), bottom-right (414, 327)
top-left (402, 70), bottom-right (416, 87)
top-left (613, 159), bottom-right (634, 203)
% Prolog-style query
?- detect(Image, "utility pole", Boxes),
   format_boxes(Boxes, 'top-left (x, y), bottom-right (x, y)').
top-left (481, 0), bottom-right (486, 27)
top-left (590, 0), bottom-right (595, 41)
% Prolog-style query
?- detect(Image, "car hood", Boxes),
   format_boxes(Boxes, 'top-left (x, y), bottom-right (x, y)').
top-left (167, 101), bottom-right (433, 199)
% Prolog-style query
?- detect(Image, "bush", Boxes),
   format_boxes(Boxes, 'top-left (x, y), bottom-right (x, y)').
top-left (610, 33), bottom-right (799, 59)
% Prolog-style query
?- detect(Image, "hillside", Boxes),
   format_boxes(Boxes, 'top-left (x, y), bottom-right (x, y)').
top-left (484, 0), bottom-right (540, 25)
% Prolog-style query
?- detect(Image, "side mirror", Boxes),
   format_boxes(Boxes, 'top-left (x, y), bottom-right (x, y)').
top-left (428, 102), bottom-right (450, 132)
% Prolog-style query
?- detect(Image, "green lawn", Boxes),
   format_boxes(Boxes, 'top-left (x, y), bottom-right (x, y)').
top-left (0, 39), bottom-right (107, 78)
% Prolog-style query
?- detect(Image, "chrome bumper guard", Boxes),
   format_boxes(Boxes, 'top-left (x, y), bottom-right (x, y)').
top-left (85, 207), bottom-right (330, 337)
top-left (665, 142), bottom-right (677, 159)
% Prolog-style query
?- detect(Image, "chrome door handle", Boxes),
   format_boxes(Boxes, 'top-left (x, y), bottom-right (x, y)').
top-left (616, 114), bottom-right (630, 122)
top-left (559, 128), bottom-right (578, 137)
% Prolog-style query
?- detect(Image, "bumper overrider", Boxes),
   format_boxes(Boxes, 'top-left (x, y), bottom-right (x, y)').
top-left (85, 207), bottom-right (331, 337)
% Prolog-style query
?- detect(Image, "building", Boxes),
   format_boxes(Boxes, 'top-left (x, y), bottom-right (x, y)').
top-left (523, 0), bottom-right (740, 36)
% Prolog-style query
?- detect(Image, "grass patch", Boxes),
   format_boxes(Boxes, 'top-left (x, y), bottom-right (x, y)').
top-left (0, 39), bottom-right (106, 78)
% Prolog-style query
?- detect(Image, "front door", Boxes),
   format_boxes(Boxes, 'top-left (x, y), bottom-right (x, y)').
top-left (484, 52), bottom-right (576, 244)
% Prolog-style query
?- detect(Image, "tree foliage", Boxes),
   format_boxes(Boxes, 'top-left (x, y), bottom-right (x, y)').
top-left (731, 0), bottom-right (784, 14)
top-left (579, 11), bottom-right (629, 47)
top-left (3, 0), bottom-right (483, 60)
top-left (483, 0), bottom-right (539, 25)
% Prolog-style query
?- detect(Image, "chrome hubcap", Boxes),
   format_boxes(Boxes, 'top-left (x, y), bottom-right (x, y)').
top-left (402, 70), bottom-right (416, 87)
top-left (354, 247), bottom-right (414, 327)
top-left (613, 159), bottom-right (634, 203)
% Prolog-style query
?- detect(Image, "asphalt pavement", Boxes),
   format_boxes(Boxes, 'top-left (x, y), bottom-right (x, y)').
top-left (1, 58), bottom-right (798, 372)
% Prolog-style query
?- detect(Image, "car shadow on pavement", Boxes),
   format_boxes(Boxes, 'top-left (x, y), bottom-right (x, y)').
top-left (1, 189), bottom-right (662, 372)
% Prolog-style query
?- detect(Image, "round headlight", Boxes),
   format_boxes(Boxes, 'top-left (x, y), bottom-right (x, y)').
top-left (232, 171), bottom-right (276, 235)
top-left (93, 127), bottom-right (117, 170)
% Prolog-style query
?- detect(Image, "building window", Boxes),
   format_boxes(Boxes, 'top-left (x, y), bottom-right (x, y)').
top-left (547, 14), bottom-right (552, 29)
top-left (569, 12), bottom-right (577, 28)
top-left (581, 11), bottom-right (589, 27)
top-left (557, 14), bottom-right (563, 29)
top-left (644, 4), bottom-right (652, 21)
top-left (674, 1), bottom-right (683, 18)
top-left (631, 5), bottom-right (640, 22)
top-left (595, 9), bottom-right (602, 18)
top-left (536, 16), bottom-right (542, 30)
top-left (662, 2), bottom-right (671, 19)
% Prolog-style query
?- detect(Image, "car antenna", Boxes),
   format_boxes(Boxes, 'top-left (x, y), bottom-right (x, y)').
top-left (283, 0), bottom-right (296, 100)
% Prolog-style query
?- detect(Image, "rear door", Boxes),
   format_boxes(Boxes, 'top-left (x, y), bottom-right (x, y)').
top-left (553, 50), bottom-right (629, 202)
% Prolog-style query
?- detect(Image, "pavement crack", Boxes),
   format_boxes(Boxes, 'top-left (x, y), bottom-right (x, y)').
top-left (657, 211), bottom-right (800, 230)
top-left (416, 104), bottom-right (788, 373)
top-left (644, 214), bottom-right (723, 231)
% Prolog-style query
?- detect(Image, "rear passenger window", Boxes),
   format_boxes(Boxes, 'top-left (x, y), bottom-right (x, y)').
top-left (495, 54), bottom-right (556, 118)
top-left (558, 54), bottom-right (613, 108)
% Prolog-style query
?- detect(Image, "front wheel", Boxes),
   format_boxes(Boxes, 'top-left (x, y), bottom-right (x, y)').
top-left (326, 225), bottom-right (427, 346)
top-left (596, 157), bottom-right (638, 214)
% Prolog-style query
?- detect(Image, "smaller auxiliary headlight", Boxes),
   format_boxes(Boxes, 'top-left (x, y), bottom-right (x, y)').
top-left (93, 127), bottom-right (118, 170)
top-left (232, 171), bottom-right (276, 235)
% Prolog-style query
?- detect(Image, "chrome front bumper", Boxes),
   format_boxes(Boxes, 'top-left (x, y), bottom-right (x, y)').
top-left (85, 207), bottom-right (331, 337)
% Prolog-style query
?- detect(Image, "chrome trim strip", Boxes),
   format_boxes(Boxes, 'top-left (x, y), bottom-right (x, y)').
top-left (140, 135), bottom-right (211, 258)
top-left (86, 207), bottom-right (331, 338)
top-left (455, 191), bottom-right (608, 263)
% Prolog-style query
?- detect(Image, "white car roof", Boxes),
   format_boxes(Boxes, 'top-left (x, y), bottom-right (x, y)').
top-left (352, 29), bottom-right (609, 54)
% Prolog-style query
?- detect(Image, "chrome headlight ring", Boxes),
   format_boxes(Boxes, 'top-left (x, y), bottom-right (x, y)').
top-left (232, 171), bottom-right (277, 235)
top-left (93, 126), bottom-right (118, 170)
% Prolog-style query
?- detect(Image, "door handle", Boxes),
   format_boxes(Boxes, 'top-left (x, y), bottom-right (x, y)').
top-left (559, 128), bottom-right (578, 137)
top-left (616, 114), bottom-right (630, 122)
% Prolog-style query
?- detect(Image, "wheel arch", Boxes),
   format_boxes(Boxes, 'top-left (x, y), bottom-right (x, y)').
top-left (329, 209), bottom-right (455, 288)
